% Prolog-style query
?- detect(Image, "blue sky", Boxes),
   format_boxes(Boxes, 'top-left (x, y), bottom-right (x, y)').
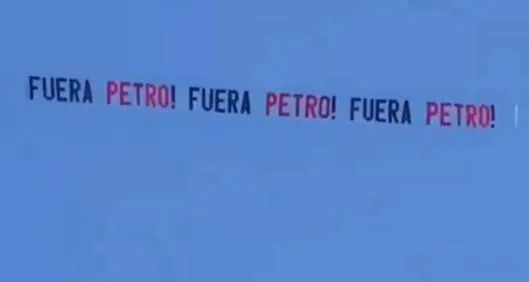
top-left (1, 0), bottom-right (529, 281)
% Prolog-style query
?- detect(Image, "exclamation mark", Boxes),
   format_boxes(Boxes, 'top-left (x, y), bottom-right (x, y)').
top-left (170, 85), bottom-right (176, 109)
top-left (331, 96), bottom-right (337, 120)
top-left (490, 104), bottom-right (496, 128)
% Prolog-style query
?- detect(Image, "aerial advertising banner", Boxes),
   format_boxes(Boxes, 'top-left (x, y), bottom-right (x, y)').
top-left (28, 75), bottom-right (503, 129)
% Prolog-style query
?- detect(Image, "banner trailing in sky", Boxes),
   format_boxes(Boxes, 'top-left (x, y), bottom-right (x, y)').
top-left (27, 75), bottom-right (507, 130)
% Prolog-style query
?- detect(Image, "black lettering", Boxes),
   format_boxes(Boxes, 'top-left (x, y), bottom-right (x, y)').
top-left (215, 89), bottom-right (226, 113)
top-left (227, 90), bottom-right (238, 113)
top-left (69, 79), bottom-right (81, 102)
top-left (29, 76), bottom-right (39, 100)
top-left (241, 91), bottom-right (251, 114)
top-left (82, 80), bottom-right (93, 103)
top-left (202, 88), bottom-right (213, 111)
top-left (402, 100), bottom-right (411, 124)
top-left (375, 99), bottom-right (386, 123)
top-left (388, 99), bottom-right (399, 123)
top-left (350, 97), bottom-right (361, 120)
top-left (188, 87), bottom-right (199, 111)
top-left (318, 96), bottom-right (330, 118)
top-left (56, 77), bottom-right (67, 102)
top-left (363, 98), bottom-right (374, 121)
top-left (170, 85), bottom-right (176, 108)
top-left (43, 78), bottom-right (53, 100)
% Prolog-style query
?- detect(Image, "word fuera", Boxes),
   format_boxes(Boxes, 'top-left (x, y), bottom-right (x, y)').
top-left (28, 76), bottom-right (93, 103)
top-left (188, 86), bottom-right (251, 114)
top-left (350, 97), bottom-right (412, 124)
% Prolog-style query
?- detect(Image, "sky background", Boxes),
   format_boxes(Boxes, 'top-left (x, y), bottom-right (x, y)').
top-left (1, 0), bottom-right (529, 281)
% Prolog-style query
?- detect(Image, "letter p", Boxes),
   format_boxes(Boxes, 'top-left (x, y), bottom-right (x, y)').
top-left (426, 102), bottom-right (439, 125)
top-left (266, 92), bottom-right (278, 116)
top-left (106, 81), bottom-right (118, 105)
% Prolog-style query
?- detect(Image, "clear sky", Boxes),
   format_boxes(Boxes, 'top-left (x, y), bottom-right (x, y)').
top-left (1, 0), bottom-right (529, 281)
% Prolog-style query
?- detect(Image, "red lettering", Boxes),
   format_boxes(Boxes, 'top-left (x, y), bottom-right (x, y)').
top-left (425, 102), bottom-right (438, 125)
top-left (293, 94), bottom-right (303, 117)
top-left (466, 105), bottom-right (477, 127)
top-left (146, 84), bottom-right (156, 107)
top-left (440, 102), bottom-right (451, 127)
top-left (265, 92), bottom-right (277, 116)
top-left (305, 95), bottom-right (317, 118)
top-left (119, 81), bottom-right (131, 106)
top-left (425, 101), bottom-right (491, 129)
top-left (107, 81), bottom-right (177, 108)
top-left (454, 103), bottom-right (464, 126)
top-left (265, 92), bottom-right (333, 119)
top-left (106, 81), bottom-right (118, 105)
top-left (158, 86), bottom-right (170, 108)
top-left (133, 83), bottom-right (143, 106)
top-left (319, 96), bottom-right (331, 118)
top-left (279, 93), bottom-right (289, 116)
top-left (478, 104), bottom-right (490, 128)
